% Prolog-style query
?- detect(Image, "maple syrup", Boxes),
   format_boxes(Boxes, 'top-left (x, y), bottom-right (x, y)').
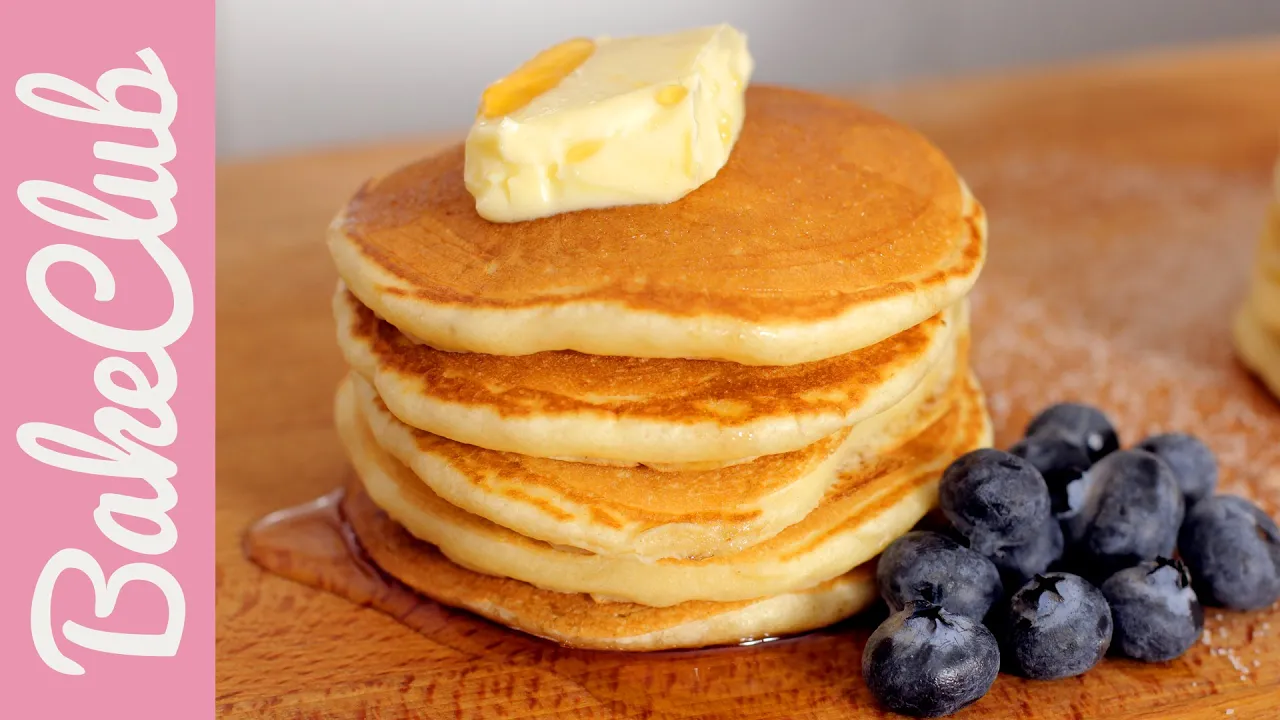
top-left (244, 486), bottom-right (885, 712)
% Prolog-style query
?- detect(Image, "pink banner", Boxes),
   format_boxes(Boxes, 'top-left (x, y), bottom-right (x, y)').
top-left (1, 2), bottom-right (214, 718)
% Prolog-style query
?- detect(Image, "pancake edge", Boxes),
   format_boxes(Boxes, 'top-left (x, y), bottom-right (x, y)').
top-left (337, 283), bottom-right (970, 464)
top-left (327, 183), bottom-right (985, 366)
top-left (1234, 301), bottom-right (1280, 401)
top-left (334, 371), bottom-right (993, 607)
top-left (341, 482), bottom-right (879, 652)
top-left (349, 329), bottom-right (962, 561)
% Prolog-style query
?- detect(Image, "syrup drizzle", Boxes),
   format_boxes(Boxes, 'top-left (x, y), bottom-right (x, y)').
top-left (244, 488), bottom-right (882, 713)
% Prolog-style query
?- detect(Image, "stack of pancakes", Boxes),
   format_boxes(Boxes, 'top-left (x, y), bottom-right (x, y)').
top-left (326, 86), bottom-right (993, 650)
top-left (1236, 156), bottom-right (1280, 399)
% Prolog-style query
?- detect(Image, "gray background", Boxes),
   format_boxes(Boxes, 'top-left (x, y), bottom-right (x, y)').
top-left (216, 0), bottom-right (1280, 159)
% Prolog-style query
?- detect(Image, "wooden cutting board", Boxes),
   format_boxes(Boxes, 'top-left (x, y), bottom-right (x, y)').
top-left (217, 39), bottom-right (1280, 719)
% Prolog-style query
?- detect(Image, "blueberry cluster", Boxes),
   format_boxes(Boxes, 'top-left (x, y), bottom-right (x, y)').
top-left (862, 402), bottom-right (1280, 718)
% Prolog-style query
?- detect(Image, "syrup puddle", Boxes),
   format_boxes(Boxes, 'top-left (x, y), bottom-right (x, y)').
top-left (244, 487), bottom-right (874, 712)
top-left (245, 489), bottom-right (462, 639)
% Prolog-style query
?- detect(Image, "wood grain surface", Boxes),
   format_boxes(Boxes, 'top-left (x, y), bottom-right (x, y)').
top-left (217, 39), bottom-right (1280, 718)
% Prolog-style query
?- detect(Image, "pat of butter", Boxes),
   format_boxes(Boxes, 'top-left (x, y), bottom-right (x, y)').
top-left (464, 24), bottom-right (753, 223)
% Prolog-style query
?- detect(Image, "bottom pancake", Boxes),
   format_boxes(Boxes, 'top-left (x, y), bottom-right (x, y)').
top-left (342, 482), bottom-right (878, 651)
top-left (1234, 301), bottom-right (1280, 400)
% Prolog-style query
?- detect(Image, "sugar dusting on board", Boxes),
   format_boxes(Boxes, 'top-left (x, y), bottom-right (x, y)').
top-left (966, 151), bottom-right (1280, 510)
top-left (960, 149), bottom-right (1280, 691)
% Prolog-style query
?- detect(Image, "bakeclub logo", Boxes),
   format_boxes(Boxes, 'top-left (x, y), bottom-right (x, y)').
top-left (13, 48), bottom-right (188, 676)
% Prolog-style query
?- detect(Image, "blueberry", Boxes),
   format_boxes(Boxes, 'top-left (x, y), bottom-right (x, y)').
top-left (1064, 450), bottom-right (1184, 578)
top-left (1001, 573), bottom-right (1112, 679)
top-left (1010, 436), bottom-right (1094, 519)
top-left (877, 531), bottom-right (1004, 620)
top-left (1101, 558), bottom-right (1203, 662)
top-left (1178, 495), bottom-right (1280, 610)
top-left (862, 601), bottom-right (1000, 717)
top-left (1024, 403), bottom-right (1120, 462)
top-left (989, 516), bottom-right (1065, 588)
top-left (940, 449), bottom-right (1052, 555)
top-left (1134, 433), bottom-right (1218, 505)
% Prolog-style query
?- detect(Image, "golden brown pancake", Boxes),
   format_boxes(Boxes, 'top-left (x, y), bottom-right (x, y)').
top-left (343, 483), bottom-right (879, 651)
top-left (1235, 301), bottom-right (1280, 400)
top-left (1237, 164), bottom-right (1280, 392)
top-left (337, 370), bottom-right (991, 607)
top-left (1249, 202), bottom-right (1280, 334)
top-left (350, 327), bottom-right (963, 560)
top-left (329, 85), bottom-right (985, 365)
top-left (336, 284), bottom-right (966, 464)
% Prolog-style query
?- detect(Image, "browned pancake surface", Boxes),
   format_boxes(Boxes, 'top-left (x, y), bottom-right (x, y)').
top-left (343, 287), bottom-right (954, 423)
top-left (339, 86), bottom-right (975, 321)
top-left (342, 483), bottom-right (875, 649)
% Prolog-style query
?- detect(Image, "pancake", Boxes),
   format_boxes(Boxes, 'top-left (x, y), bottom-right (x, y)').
top-left (336, 285), bottom-right (966, 465)
top-left (342, 483), bottom-right (878, 651)
top-left (329, 85), bottom-right (986, 366)
top-left (335, 369), bottom-right (991, 607)
top-left (1234, 301), bottom-right (1280, 400)
top-left (1249, 202), bottom-right (1280, 334)
top-left (351, 326), bottom-right (963, 560)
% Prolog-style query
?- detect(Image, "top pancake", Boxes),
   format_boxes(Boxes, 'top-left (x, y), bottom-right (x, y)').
top-left (329, 85), bottom-right (985, 365)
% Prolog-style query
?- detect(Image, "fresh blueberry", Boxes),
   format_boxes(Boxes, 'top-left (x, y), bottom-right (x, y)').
top-left (1064, 449), bottom-right (1184, 578)
top-left (1134, 433), bottom-right (1218, 505)
top-left (1024, 402), bottom-right (1120, 463)
top-left (1001, 573), bottom-right (1112, 679)
top-left (862, 601), bottom-right (1000, 717)
top-left (1100, 557), bottom-right (1203, 662)
top-left (1010, 436), bottom-right (1094, 519)
top-left (940, 449), bottom-right (1052, 555)
top-left (877, 531), bottom-right (1004, 620)
top-left (1178, 495), bottom-right (1280, 610)
top-left (989, 516), bottom-right (1065, 588)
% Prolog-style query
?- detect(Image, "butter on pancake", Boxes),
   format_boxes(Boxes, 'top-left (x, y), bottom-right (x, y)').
top-left (349, 326), bottom-right (963, 560)
top-left (335, 371), bottom-right (991, 607)
top-left (336, 285), bottom-right (965, 465)
top-left (329, 85), bottom-right (985, 365)
top-left (342, 483), bottom-right (878, 651)
top-left (465, 25), bottom-right (753, 223)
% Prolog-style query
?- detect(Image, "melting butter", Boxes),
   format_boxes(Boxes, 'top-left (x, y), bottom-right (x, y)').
top-left (464, 24), bottom-right (753, 223)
